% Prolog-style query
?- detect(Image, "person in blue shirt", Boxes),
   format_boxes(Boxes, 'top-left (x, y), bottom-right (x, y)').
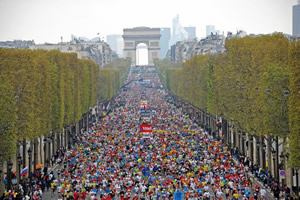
top-left (245, 187), bottom-right (250, 198)
top-left (174, 189), bottom-right (184, 200)
top-left (197, 188), bottom-right (203, 196)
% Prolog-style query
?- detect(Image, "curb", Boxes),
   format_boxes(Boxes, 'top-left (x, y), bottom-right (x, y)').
top-left (232, 157), bottom-right (275, 198)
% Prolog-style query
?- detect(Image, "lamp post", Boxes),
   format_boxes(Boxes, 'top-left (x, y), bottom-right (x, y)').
top-left (7, 161), bottom-right (13, 190)
top-left (17, 154), bottom-right (22, 186)
top-left (263, 143), bottom-right (267, 169)
top-left (279, 152), bottom-right (285, 186)
top-left (256, 138), bottom-right (260, 166)
top-left (272, 148), bottom-right (276, 180)
top-left (27, 147), bottom-right (32, 183)
top-left (295, 168), bottom-right (299, 198)
top-left (48, 136), bottom-right (51, 166)
top-left (43, 138), bottom-right (47, 166)
top-left (68, 128), bottom-right (71, 150)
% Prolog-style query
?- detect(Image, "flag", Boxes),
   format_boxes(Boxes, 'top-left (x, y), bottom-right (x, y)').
top-left (21, 167), bottom-right (28, 176)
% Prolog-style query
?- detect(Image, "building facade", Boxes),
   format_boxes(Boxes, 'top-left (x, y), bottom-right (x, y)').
top-left (0, 40), bottom-right (35, 49)
top-left (160, 28), bottom-right (171, 59)
top-left (169, 33), bottom-right (226, 63)
top-left (123, 27), bottom-right (161, 66)
top-left (293, 1), bottom-right (300, 37)
top-left (170, 14), bottom-right (188, 46)
top-left (184, 26), bottom-right (196, 39)
top-left (29, 39), bottom-right (113, 68)
top-left (206, 25), bottom-right (215, 37)
top-left (106, 34), bottom-right (123, 57)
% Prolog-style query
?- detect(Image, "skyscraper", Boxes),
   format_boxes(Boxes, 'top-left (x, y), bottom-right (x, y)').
top-left (160, 28), bottom-right (171, 59)
top-left (206, 25), bottom-right (215, 36)
top-left (293, 0), bottom-right (300, 36)
top-left (106, 34), bottom-right (123, 57)
top-left (170, 14), bottom-right (188, 45)
top-left (184, 27), bottom-right (196, 39)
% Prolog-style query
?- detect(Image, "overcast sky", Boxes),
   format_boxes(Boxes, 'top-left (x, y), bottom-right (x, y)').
top-left (0, 0), bottom-right (296, 44)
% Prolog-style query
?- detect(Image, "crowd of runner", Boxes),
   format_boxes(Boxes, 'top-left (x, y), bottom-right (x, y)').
top-left (43, 68), bottom-right (275, 200)
top-left (2, 67), bottom-right (293, 200)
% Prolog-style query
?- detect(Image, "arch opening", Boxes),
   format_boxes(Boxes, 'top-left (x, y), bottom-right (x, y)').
top-left (136, 43), bottom-right (148, 66)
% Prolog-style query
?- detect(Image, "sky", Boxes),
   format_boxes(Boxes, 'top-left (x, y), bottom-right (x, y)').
top-left (0, 0), bottom-right (296, 44)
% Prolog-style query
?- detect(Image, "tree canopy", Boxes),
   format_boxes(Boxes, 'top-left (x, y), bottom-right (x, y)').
top-left (156, 34), bottom-right (299, 168)
top-left (0, 49), bottom-right (129, 162)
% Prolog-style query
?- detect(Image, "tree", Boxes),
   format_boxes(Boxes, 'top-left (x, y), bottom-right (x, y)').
top-left (288, 40), bottom-right (300, 168)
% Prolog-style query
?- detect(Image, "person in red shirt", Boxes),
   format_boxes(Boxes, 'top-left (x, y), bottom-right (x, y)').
top-left (106, 195), bottom-right (112, 200)
top-left (132, 194), bottom-right (139, 200)
top-left (73, 191), bottom-right (80, 200)
top-left (81, 190), bottom-right (87, 199)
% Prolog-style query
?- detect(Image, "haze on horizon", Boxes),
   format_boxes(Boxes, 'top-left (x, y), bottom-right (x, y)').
top-left (0, 0), bottom-right (296, 44)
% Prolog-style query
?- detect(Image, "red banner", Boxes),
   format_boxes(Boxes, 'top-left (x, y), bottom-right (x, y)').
top-left (140, 124), bottom-right (152, 133)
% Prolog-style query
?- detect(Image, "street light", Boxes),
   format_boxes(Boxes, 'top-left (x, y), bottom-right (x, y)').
top-left (7, 161), bottom-right (13, 190)
top-left (279, 152), bottom-right (285, 186)
top-left (17, 154), bottom-right (22, 186)
top-left (265, 88), bottom-right (289, 183)
top-left (27, 147), bottom-right (32, 183)
top-left (279, 152), bottom-right (285, 168)
top-left (272, 148), bottom-right (276, 180)
top-left (295, 168), bottom-right (299, 198)
top-left (47, 136), bottom-right (51, 165)
top-left (68, 130), bottom-right (71, 150)
top-left (43, 138), bottom-right (47, 166)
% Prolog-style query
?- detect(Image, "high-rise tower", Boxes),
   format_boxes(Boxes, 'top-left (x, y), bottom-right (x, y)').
top-left (160, 28), bottom-right (171, 59)
top-left (293, 0), bottom-right (300, 36)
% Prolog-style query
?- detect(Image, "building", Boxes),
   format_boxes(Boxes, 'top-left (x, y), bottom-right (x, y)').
top-left (169, 33), bottom-right (226, 63)
top-left (0, 40), bottom-right (35, 49)
top-left (170, 14), bottom-right (188, 46)
top-left (29, 37), bottom-right (113, 68)
top-left (206, 25), bottom-right (215, 37)
top-left (293, 0), bottom-right (300, 37)
top-left (160, 28), bottom-right (171, 59)
top-left (227, 30), bottom-right (247, 39)
top-left (106, 34), bottom-right (123, 57)
top-left (184, 27), bottom-right (196, 39)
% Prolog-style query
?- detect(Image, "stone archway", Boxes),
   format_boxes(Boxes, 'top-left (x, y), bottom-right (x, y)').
top-left (123, 27), bottom-right (161, 66)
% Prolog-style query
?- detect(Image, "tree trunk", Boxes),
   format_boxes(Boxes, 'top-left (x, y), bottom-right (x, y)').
top-left (259, 136), bottom-right (264, 169)
top-left (86, 112), bottom-right (89, 131)
top-left (0, 161), bottom-right (4, 197)
top-left (22, 139), bottom-right (26, 168)
top-left (33, 139), bottom-right (38, 170)
top-left (65, 127), bottom-right (68, 149)
top-left (267, 137), bottom-right (272, 171)
top-left (39, 137), bottom-right (43, 165)
top-left (76, 122), bottom-right (79, 137)
top-left (52, 133), bottom-right (55, 155)
top-left (57, 132), bottom-right (60, 151)
top-left (16, 142), bottom-right (20, 186)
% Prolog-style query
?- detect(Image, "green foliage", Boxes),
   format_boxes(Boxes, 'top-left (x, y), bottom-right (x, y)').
top-left (0, 48), bottom-right (101, 160)
top-left (0, 82), bottom-right (16, 162)
top-left (99, 58), bottom-right (130, 102)
top-left (157, 34), bottom-right (298, 165)
top-left (154, 59), bottom-right (182, 90)
top-left (288, 40), bottom-right (300, 168)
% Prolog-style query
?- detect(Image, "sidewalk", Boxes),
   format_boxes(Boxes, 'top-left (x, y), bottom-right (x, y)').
top-left (232, 157), bottom-right (275, 199)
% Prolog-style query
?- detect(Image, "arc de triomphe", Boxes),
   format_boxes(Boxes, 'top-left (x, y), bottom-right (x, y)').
top-left (123, 27), bottom-right (161, 66)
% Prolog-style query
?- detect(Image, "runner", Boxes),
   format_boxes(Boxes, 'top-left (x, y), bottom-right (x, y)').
top-left (44, 66), bottom-right (264, 200)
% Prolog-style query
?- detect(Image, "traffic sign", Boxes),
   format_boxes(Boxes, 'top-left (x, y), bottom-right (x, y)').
top-left (280, 170), bottom-right (286, 176)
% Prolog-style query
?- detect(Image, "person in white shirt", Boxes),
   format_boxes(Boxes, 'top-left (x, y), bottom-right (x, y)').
top-left (216, 189), bottom-right (223, 199)
top-left (260, 188), bottom-right (266, 199)
top-left (204, 191), bottom-right (210, 199)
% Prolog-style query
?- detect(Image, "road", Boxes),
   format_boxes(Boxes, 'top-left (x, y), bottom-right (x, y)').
top-left (42, 66), bottom-right (275, 200)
